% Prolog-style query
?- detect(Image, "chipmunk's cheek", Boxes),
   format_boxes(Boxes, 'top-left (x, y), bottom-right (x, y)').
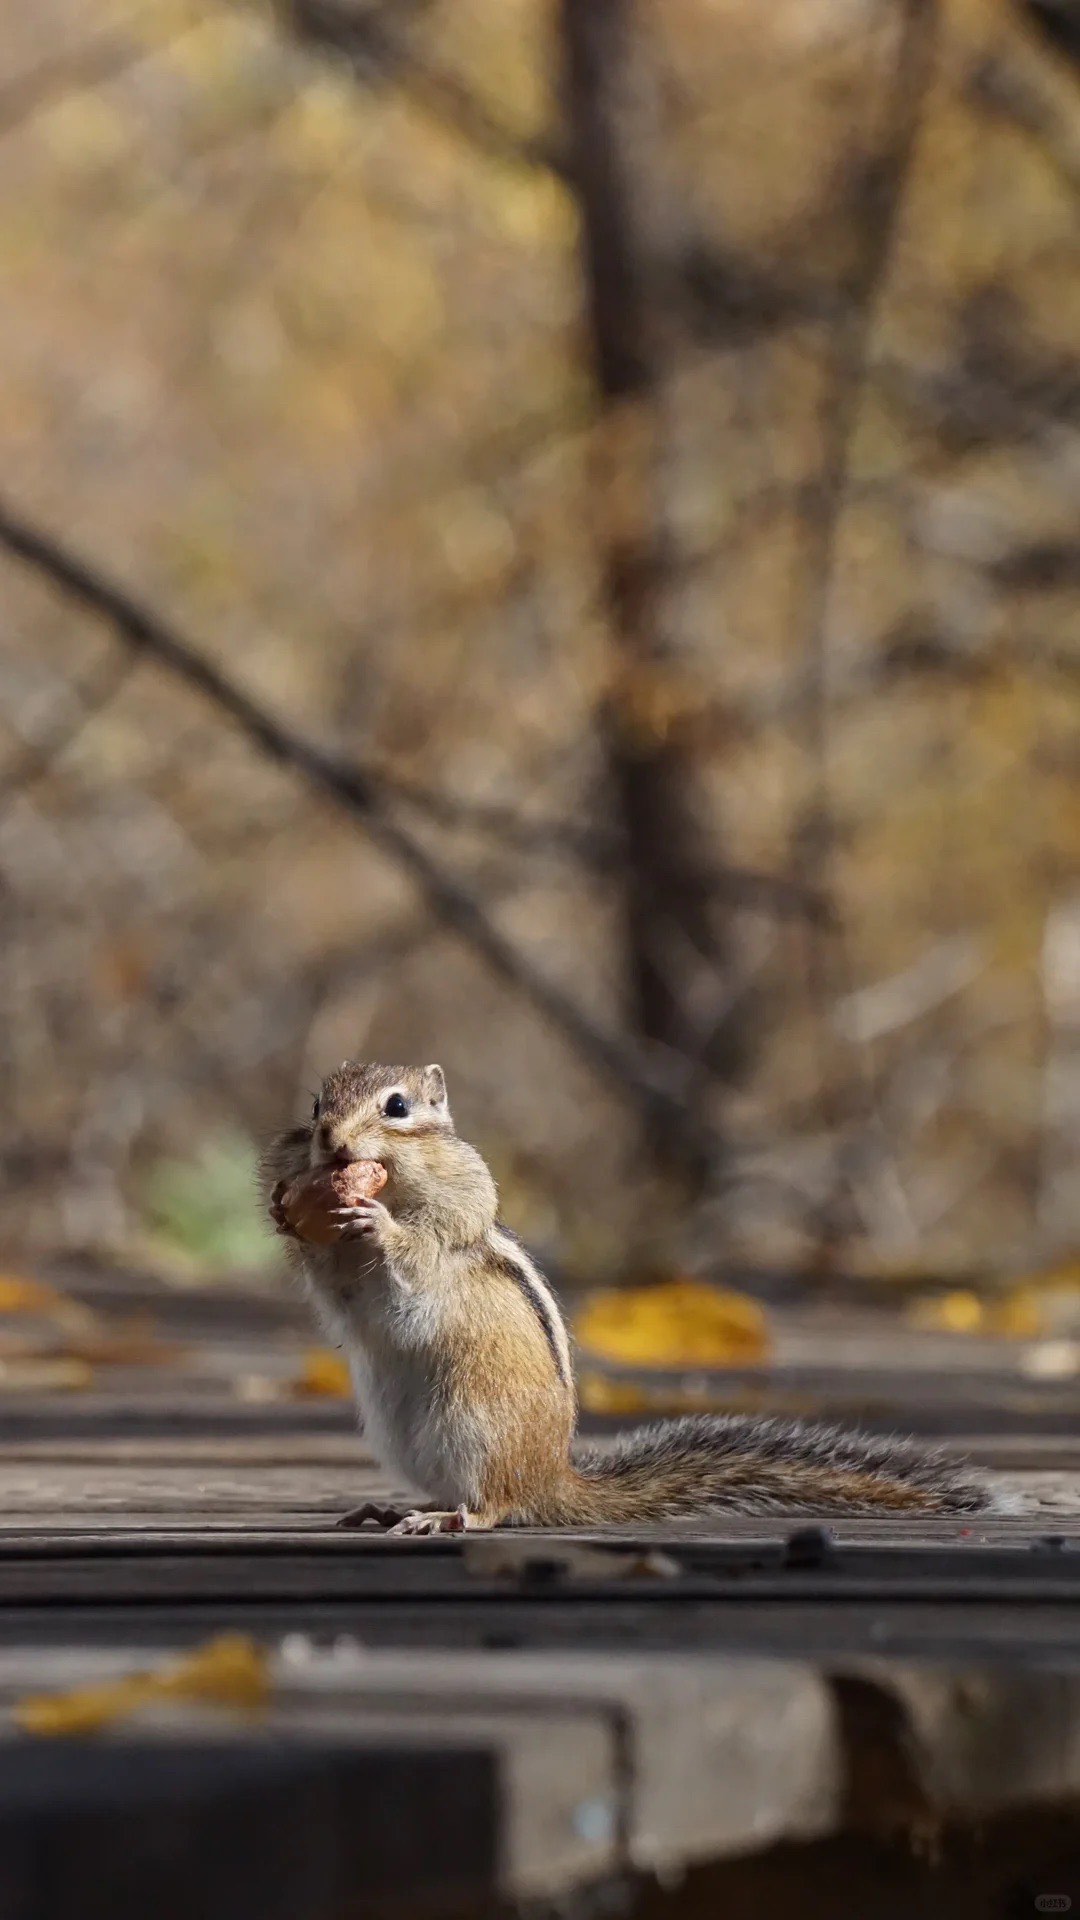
top-left (342, 1131), bottom-right (383, 1168)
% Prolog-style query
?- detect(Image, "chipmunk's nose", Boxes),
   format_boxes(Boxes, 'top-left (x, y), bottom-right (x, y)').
top-left (317, 1122), bottom-right (353, 1162)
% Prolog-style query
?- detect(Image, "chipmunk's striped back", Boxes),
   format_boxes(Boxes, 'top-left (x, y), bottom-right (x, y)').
top-left (487, 1224), bottom-right (573, 1391)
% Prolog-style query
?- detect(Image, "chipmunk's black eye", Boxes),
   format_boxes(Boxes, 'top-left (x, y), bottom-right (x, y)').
top-left (311, 1096), bottom-right (320, 1121)
top-left (384, 1092), bottom-right (410, 1120)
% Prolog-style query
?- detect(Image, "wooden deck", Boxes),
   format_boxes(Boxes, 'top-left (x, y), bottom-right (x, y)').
top-left (1, 1262), bottom-right (1079, 1916)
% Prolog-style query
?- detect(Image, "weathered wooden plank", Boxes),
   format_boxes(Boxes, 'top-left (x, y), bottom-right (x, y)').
top-left (5, 1429), bottom-right (1077, 1471)
top-left (0, 1667), bottom-right (617, 1905)
top-left (197, 1701), bottom-right (618, 1900)
top-left (2, 1639), bottom-right (1080, 1882)
top-left (4, 1592), bottom-right (1080, 1665)
top-left (836, 1661), bottom-right (1080, 1818)
top-left (273, 1650), bottom-right (1080, 1831)
top-left (0, 1396), bottom-right (353, 1443)
top-left (2, 1536), bottom-right (1080, 1673)
top-left (40, 1263), bottom-right (306, 1333)
top-left (4, 1279), bottom-right (1080, 1447)
top-left (5, 1531), bottom-right (1080, 1591)
top-left (0, 1459), bottom-right (386, 1525)
top-left (285, 1649), bottom-right (838, 1870)
top-left (2, 1263), bottom-right (1076, 1909)
top-left (3, 1371), bottom-right (1077, 1437)
top-left (0, 1736), bottom-right (502, 1918)
top-left (0, 1437), bottom-right (369, 1466)
top-left (0, 1426), bottom-right (1076, 1539)
top-left (0, 1646), bottom-right (832, 1873)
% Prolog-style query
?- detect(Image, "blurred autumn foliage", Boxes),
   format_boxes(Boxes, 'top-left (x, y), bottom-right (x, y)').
top-left (0, 0), bottom-right (1077, 1284)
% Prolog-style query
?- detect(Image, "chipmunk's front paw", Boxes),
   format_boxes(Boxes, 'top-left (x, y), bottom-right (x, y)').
top-left (269, 1181), bottom-right (299, 1238)
top-left (330, 1198), bottom-right (393, 1243)
top-left (336, 1501), bottom-right (411, 1531)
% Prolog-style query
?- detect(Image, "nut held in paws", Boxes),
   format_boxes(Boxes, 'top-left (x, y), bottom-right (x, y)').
top-left (281, 1160), bottom-right (387, 1246)
top-left (330, 1161), bottom-right (388, 1206)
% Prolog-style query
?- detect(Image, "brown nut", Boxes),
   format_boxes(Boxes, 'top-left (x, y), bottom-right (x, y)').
top-left (280, 1160), bottom-right (387, 1247)
top-left (330, 1160), bottom-right (388, 1206)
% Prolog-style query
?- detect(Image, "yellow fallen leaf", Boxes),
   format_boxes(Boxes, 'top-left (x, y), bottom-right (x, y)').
top-left (293, 1348), bottom-right (352, 1398)
top-left (0, 1276), bottom-right (99, 1335)
top-left (908, 1290), bottom-right (986, 1334)
top-left (988, 1288), bottom-right (1044, 1339)
top-left (909, 1283), bottom-right (1067, 1340)
top-left (0, 1356), bottom-right (94, 1392)
top-left (575, 1279), bottom-right (770, 1368)
top-left (578, 1373), bottom-right (657, 1416)
top-left (999, 1274), bottom-right (1080, 1336)
top-left (1011, 1257), bottom-right (1080, 1294)
top-left (0, 1277), bottom-right (57, 1313)
top-left (0, 1325), bottom-right (182, 1368)
top-left (578, 1371), bottom-right (737, 1416)
top-left (75, 1318), bottom-right (183, 1366)
top-left (16, 1634), bottom-right (268, 1737)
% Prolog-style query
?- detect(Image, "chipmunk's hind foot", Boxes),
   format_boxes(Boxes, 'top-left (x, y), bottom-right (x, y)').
top-left (390, 1504), bottom-right (470, 1536)
top-left (336, 1501), bottom-right (478, 1534)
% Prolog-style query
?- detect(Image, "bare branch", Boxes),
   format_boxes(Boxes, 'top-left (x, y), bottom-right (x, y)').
top-left (0, 494), bottom-right (696, 1129)
top-left (833, 938), bottom-right (983, 1046)
top-left (0, 649), bottom-right (135, 805)
top-left (968, 2), bottom-right (1080, 198)
top-left (799, 0), bottom-right (941, 808)
top-left (791, 0), bottom-right (941, 1257)
top-left (285, 0), bottom-right (565, 176)
top-left (381, 770), bottom-right (827, 916)
top-left (1022, 0), bottom-right (1080, 65)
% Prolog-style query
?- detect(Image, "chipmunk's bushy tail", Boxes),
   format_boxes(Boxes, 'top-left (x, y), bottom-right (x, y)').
top-left (551, 1413), bottom-right (999, 1522)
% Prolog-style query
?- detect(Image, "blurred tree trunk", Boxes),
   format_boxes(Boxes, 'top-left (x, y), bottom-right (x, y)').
top-left (559, 0), bottom-right (742, 1195)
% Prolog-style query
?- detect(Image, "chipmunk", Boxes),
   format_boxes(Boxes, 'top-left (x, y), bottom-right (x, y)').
top-left (261, 1061), bottom-right (1001, 1535)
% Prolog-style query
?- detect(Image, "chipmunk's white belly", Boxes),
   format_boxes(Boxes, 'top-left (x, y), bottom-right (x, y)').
top-left (343, 1345), bottom-right (479, 1506)
top-left (336, 1287), bottom-right (488, 1508)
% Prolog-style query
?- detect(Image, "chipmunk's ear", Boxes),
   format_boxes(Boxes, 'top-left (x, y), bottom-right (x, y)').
top-left (422, 1063), bottom-right (449, 1114)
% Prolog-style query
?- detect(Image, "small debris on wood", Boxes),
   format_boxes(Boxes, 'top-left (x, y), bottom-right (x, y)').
top-left (463, 1537), bottom-right (681, 1583)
